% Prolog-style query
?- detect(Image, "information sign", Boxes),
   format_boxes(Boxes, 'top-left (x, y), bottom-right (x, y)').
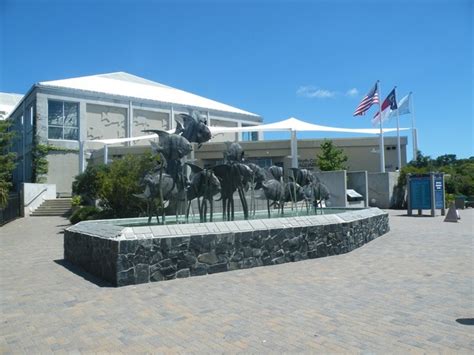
top-left (434, 174), bottom-right (444, 209)
top-left (409, 176), bottom-right (431, 209)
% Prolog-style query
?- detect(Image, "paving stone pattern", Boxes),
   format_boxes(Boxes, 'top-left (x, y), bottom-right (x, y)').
top-left (65, 208), bottom-right (389, 286)
top-left (0, 210), bottom-right (473, 353)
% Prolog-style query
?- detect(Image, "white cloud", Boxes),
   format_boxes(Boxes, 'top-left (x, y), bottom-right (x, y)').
top-left (296, 86), bottom-right (336, 99)
top-left (346, 88), bottom-right (359, 97)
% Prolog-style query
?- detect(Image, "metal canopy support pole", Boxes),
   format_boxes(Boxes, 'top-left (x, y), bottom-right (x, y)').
top-left (377, 81), bottom-right (386, 172)
top-left (79, 140), bottom-right (85, 173)
top-left (410, 92), bottom-right (418, 160)
top-left (396, 103), bottom-right (402, 170)
top-left (290, 130), bottom-right (298, 168)
top-left (104, 144), bottom-right (108, 165)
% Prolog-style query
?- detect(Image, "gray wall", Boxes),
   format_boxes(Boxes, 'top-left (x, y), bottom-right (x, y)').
top-left (65, 208), bottom-right (390, 286)
top-left (47, 152), bottom-right (79, 195)
top-left (22, 183), bottom-right (56, 216)
top-left (368, 172), bottom-right (400, 209)
top-left (313, 170), bottom-right (347, 208)
top-left (347, 171), bottom-right (369, 207)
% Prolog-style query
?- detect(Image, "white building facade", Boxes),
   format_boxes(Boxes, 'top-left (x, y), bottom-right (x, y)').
top-left (8, 72), bottom-right (262, 194)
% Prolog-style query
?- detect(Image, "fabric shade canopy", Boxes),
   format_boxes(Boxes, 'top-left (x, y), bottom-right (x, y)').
top-left (86, 116), bottom-right (408, 145)
top-left (80, 116), bottom-right (409, 173)
top-left (209, 117), bottom-right (408, 134)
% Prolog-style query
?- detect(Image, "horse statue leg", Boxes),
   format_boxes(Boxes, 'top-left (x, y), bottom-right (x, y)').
top-left (230, 198), bottom-right (235, 221)
top-left (209, 197), bottom-right (214, 222)
top-left (237, 187), bottom-right (248, 220)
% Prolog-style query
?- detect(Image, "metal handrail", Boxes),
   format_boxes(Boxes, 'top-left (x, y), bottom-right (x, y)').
top-left (24, 187), bottom-right (49, 207)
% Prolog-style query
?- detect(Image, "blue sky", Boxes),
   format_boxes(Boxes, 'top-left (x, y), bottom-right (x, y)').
top-left (1, 0), bottom-right (472, 159)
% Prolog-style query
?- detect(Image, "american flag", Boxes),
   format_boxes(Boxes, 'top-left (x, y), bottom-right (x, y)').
top-left (353, 82), bottom-right (379, 116)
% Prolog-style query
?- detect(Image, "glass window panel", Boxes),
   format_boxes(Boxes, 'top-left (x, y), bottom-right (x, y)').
top-left (48, 126), bottom-right (63, 139)
top-left (64, 102), bottom-right (78, 127)
top-left (63, 127), bottom-right (78, 140)
top-left (48, 101), bottom-right (63, 125)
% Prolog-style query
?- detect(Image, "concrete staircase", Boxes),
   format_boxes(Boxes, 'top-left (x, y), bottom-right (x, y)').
top-left (30, 198), bottom-right (72, 217)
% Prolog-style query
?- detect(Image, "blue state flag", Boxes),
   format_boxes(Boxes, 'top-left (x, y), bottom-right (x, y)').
top-left (388, 93), bottom-right (411, 119)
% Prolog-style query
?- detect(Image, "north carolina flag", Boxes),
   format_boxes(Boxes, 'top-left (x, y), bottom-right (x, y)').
top-left (372, 88), bottom-right (398, 125)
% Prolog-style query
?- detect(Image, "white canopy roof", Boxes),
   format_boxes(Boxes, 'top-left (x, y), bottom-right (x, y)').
top-left (0, 92), bottom-right (24, 119)
top-left (39, 72), bottom-right (259, 117)
top-left (209, 117), bottom-right (408, 134)
top-left (87, 116), bottom-right (408, 145)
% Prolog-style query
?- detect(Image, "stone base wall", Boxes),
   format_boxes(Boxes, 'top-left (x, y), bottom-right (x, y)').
top-left (64, 209), bottom-right (389, 287)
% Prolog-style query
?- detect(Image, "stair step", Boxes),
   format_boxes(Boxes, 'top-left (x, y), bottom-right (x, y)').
top-left (30, 198), bottom-right (73, 217)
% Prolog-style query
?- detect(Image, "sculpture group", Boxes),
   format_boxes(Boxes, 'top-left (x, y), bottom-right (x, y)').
top-left (135, 112), bottom-right (329, 224)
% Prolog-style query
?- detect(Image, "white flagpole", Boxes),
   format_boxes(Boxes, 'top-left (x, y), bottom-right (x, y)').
top-left (410, 92), bottom-right (418, 160)
top-left (395, 87), bottom-right (401, 170)
top-left (377, 81), bottom-right (385, 173)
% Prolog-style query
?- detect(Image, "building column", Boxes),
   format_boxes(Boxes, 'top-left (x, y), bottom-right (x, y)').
top-left (21, 102), bottom-right (26, 182)
top-left (79, 140), bottom-right (85, 173)
top-left (169, 106), bottom-right (175, 131)
top-left (290, 130), bottom-right (298, 168)
top-left (127, 101), bottom-right (133, 145)
top-left (104, 144), bottom-right (109, 165)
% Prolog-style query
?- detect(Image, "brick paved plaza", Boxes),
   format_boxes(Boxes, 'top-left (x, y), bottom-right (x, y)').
top-left (1, 210), bottom-right (473, 353)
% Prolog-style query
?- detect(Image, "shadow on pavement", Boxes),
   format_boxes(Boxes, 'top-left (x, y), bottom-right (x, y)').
top-left (456, 318), bottom-right (474, 326)
top-left (54, 259), bottom-right (114, 288)
top-left (391, 213), bottom-right (440, 218)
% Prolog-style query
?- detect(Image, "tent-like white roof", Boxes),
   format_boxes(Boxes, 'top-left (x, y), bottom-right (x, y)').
top-left (38, 72), bottom-right (259, 118)
top-left (88, 116), bottom-right (408, 145)
top-left (0, 92), bottom-right (24, 119)
top-left (209, 117), bottom-right (408, 134)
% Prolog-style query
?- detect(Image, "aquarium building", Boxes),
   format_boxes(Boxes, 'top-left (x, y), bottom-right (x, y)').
top-left (7, 72), bottom-right (262, 194)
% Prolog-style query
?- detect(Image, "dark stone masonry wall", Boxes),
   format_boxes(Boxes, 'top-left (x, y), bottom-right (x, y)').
top-left (64, 209), bottom-right (389, 287)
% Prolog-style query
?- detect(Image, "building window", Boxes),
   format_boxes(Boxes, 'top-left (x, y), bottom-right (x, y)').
top-left (242, 131), bottom-right (259, 141)
top-left (48, 100), bottom-right (79, 140)
top-left (245, 158), bottom-right (273, 168)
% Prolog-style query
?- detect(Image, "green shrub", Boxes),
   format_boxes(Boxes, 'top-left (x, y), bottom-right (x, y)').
top-left (69, 206), bottom-right (102, 224)
top-left (71, 195), bottom-right (82, 207)
top-left (71, 153), bottom-right (160, 219)
top-left (72, 164), bottom-right (109, 203)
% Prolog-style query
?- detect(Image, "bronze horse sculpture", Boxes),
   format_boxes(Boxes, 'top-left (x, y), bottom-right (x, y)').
top-left (212, 142), bottom-right (251, 221)
top-left (139, 112), bottom-right (212, 224)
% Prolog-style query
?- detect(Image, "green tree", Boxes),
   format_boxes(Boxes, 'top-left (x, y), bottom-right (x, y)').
top-left (0, 120), bottom-right (16, 208)
top-left (434, 154), bottom-right (457, 167)
top-left (398, 152), bottom-right (474, 198)
top-left (409, 150), bottom-right (433, 169)
top-left (317, 140), bottom-right (348, 171)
